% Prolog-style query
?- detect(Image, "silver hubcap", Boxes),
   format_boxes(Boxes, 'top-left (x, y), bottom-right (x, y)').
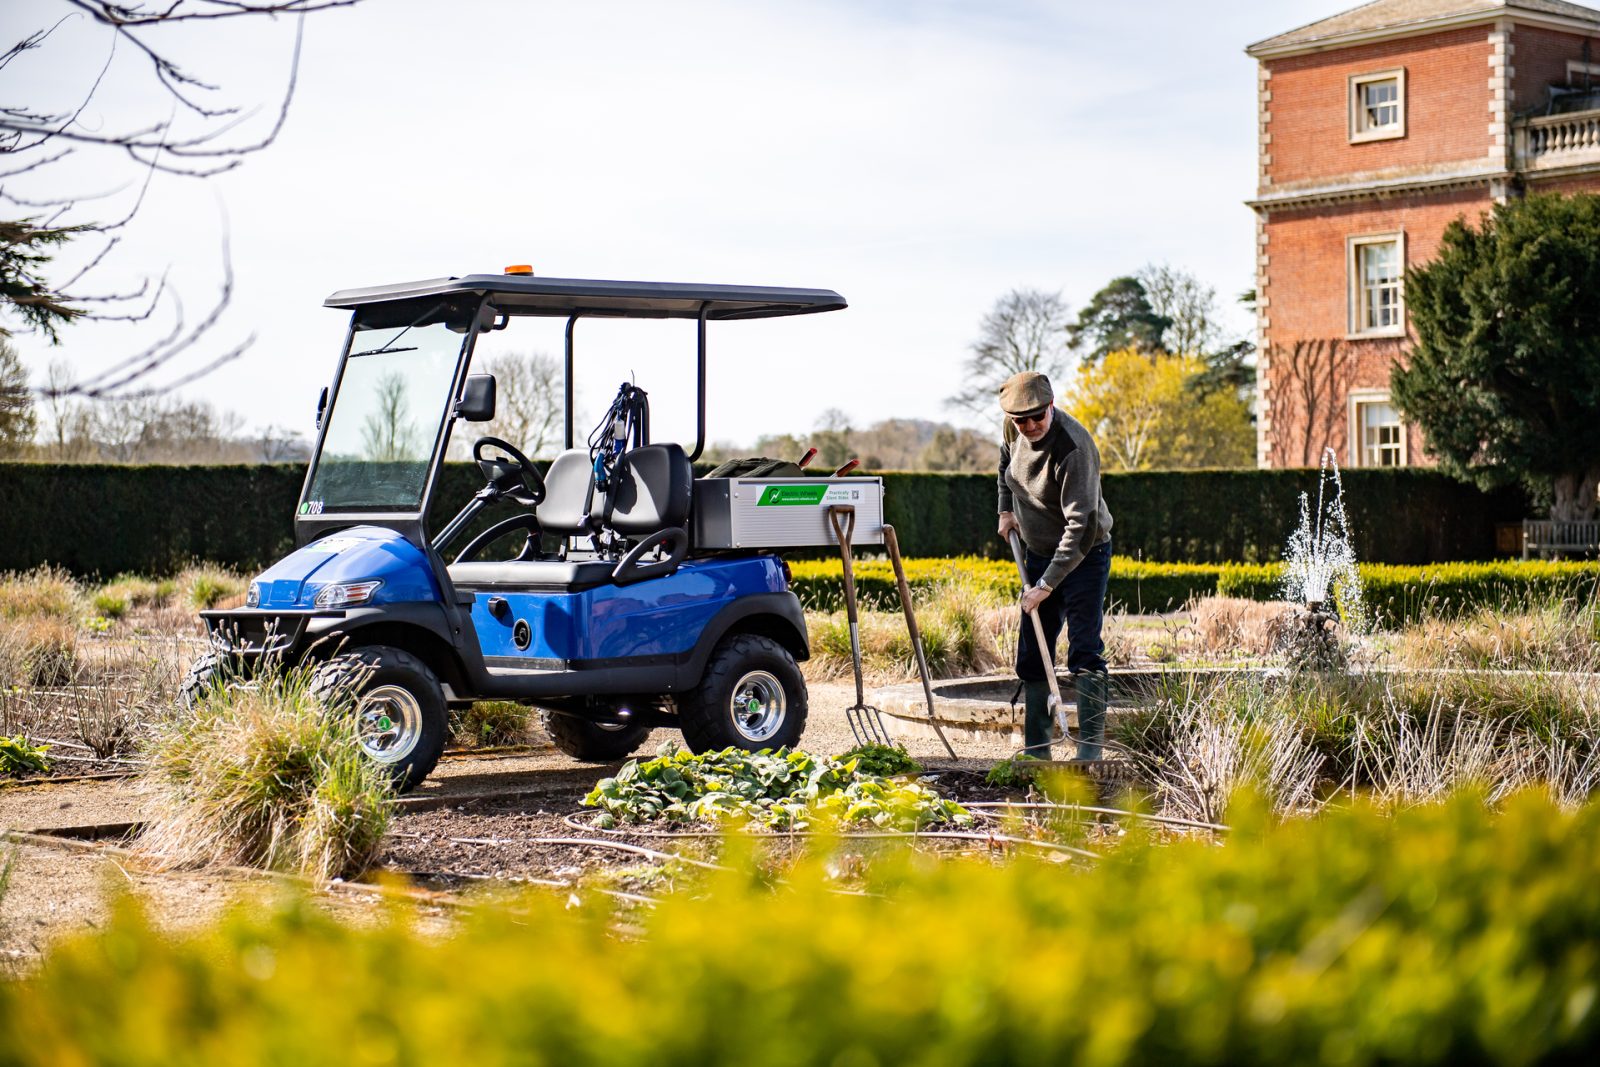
top-left (730, 670), bottom-right (786, 743)
top-left (357, 684), bottom-right (423, 764)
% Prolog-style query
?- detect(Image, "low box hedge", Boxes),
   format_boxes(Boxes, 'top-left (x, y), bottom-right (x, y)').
top-left (792, 557), bottom-right (1600, 626)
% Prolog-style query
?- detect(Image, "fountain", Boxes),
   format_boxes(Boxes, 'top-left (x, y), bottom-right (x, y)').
top-left (1278, 449), bottom-right (1363, 672)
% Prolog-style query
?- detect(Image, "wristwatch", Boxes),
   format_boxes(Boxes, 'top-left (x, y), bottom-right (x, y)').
top-left (1034, 578), bottom-right (1052, 593)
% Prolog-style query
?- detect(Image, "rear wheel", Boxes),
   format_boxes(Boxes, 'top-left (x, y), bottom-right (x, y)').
top-left (679, 634), bottom-right (807, 753)
top-left (310, 645), bottom-right (447, 792)
top-left (541, 713), bottom-right (652, 762)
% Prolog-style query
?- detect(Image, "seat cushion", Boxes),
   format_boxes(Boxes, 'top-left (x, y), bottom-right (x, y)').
top-left (447, 559), bottom-right (615, 591)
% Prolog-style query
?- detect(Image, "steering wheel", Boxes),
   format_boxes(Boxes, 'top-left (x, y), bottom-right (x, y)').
top-left (453, 513), bottom-right (543, 564)
top-left (472, 436), bottom-right (544, 506)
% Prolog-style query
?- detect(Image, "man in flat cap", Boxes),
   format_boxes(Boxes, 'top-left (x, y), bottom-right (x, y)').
top-left (997, 370), bottom-right (1113, 760)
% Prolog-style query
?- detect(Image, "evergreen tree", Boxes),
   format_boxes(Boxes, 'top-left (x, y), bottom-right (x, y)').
top-left (0, 338), bottom-right (37, 457)
top-left (1393, 193), bottom-right (1600, 522)
top-left (1066, 276), bottom-right (1171, 363)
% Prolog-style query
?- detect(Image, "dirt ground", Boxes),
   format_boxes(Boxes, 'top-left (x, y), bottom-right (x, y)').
top-left (0, 682), bottom-right (1047, 965)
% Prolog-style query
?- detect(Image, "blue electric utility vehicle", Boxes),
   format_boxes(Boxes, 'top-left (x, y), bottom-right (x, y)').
top-left (191, 273), bottom-right (851, 790)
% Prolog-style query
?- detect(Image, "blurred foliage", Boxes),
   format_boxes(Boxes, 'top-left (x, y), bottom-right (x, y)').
top-left (8, 792), bottom-right (1600, 1063)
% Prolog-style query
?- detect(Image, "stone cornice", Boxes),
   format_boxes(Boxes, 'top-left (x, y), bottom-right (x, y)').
top-left (1247, 9), bottom-right (1600, 59)
top-left (1247, 166), bottom-right (1507, 210)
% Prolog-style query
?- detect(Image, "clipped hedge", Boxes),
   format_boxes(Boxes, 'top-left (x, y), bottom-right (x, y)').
top-left (8, 792), bottom-right (1600, 1065)
top-left (1219, 560), bottom-right (1600, 627)
top-left (792, 557), bottom-right (1600, 625)
top-left (0, 461), bottom-right (1530, 576)
top-left (789, 556), bottom-right (1226, 613)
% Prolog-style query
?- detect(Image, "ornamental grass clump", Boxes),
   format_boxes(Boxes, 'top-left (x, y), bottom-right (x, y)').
top-left (584, 747), bottom-right (968, 831)
top-left (138, 667), bottom-right (394, 881)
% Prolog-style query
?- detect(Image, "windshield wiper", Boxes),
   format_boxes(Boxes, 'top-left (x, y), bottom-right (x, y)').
top-left (349, 345), bottom-right (419, 358)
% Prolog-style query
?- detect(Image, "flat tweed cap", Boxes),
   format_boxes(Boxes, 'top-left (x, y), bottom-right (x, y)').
top-left (998, 371), bottom-right (1053, 416)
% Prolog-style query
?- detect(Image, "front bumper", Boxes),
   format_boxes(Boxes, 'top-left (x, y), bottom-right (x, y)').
top-left (198, 608), bottom-right (348, 657)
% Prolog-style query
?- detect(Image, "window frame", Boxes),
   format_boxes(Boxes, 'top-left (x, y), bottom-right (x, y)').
top-left (1348, 390), bottom-right (1408, 469)
top-left (1349, 68), bottom-right (1407, 143)
top-left (1346, 231), bottom-right (1407, 339)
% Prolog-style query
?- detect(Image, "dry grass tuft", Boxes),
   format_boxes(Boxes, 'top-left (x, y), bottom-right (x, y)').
top-left (0, 616), bottom-right (78, 687)
top-left (138, 666), bottom-right (394, 881)
top-left (1191, 597), bottom-right (1296, 658)
top-left (804, 576), bottom-right (1013, 685)
top-left (0, 567), bottom-right (78, 623)
top-left (1396, 601), bottom-right (1600, 672)
top-left (452, 701), bottom-right (534, 747)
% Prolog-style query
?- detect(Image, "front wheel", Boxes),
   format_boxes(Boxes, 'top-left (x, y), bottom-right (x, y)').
top-left (310, 645), bottom-right (447, 792)
top-left (541, 712), bottom-right (652, 762)
top-left (679, 634), bottom-right (807, 753)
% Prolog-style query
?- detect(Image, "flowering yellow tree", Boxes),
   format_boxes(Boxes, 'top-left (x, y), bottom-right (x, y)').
top-left (1066, 349), bottom-right (1253, 470)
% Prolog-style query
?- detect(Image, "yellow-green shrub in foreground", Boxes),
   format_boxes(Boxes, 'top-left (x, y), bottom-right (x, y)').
top-left (7, 791), bottom-right (1600, 1065)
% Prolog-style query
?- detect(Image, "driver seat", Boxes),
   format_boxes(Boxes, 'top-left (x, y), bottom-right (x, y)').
top-left (602, 443), bottom-right (693, 586)
top-left (447, 449), bottom-right (616, 591)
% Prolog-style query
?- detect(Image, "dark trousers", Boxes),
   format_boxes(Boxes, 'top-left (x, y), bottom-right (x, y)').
top-left (1015, 539), bottom-right (1111, 680)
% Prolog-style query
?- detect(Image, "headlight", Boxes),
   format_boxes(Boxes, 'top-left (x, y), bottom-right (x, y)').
top-left (245, 582), bottom-right (261, 608)
top-left (313, 580), bottom-right (383, 608)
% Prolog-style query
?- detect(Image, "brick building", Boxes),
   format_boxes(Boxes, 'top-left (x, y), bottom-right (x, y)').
top-left (1247, 0), bottom-right (1600, 469)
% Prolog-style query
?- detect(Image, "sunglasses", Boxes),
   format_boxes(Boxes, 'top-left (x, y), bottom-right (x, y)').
top-left (1009, 409), bottom-right (1051, 427)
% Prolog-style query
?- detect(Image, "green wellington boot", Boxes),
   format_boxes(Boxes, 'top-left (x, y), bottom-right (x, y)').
top-left (1022, 679), bottom-right (1054, 758)
top-left (1075, 671), bottom-right (1108, 762)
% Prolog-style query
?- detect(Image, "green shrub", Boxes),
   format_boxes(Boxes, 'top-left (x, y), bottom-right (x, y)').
top-left (90, 591), bottom-right (128, 620)
top-left (836, 742), bottom-right (921, 777)
top-left (584, 747), bottom-right (968, 831)
top-left (0, 735), bottom-right (51, 776)
top-left (12, 792), bottom-right (1600, 1064)
top-left (178, 565), bottom-right (246, 610)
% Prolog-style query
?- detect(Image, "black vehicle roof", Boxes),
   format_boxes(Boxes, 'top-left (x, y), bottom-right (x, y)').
top-left (324, 274), bottom-right (847, 320)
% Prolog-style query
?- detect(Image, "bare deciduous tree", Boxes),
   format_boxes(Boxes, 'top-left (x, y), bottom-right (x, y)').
top-left (2, 1), bottom-right (360, 396)
top-left (947, 288), bottom-right (1073, 417)
top-left (478, 352), bottom-right (561, 458)
top-left (1136, 263), bottom-right (1225, 357)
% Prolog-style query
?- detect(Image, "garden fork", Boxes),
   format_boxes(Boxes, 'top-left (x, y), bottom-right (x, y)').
top-left (1008, 530), bottom-right (1074, 746)
top-left (828, 506), bottom-right (892, 747)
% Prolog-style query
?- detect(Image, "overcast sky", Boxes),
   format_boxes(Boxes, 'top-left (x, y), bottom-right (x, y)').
top-left (5, 0), bottom-right (1340, 451)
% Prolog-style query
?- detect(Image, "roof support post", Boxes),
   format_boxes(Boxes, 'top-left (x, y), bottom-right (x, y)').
top-left (564, 312), bottom-right (581, 449)
top-left (691, 303), bottom-right (708, 461)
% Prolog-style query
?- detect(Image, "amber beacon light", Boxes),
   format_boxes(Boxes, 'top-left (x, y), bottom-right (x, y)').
top-left (503, 264), bottom-right (534, 275)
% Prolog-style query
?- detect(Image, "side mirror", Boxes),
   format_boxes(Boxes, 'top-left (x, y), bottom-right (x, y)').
top-left (455, 374), bottom-right (496, 422)
top-left (315, 387), bottom-right (328, 431)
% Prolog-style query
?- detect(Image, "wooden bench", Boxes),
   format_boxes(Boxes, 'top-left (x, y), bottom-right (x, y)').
top-left (1522, 519), bottom-right (1600, 559)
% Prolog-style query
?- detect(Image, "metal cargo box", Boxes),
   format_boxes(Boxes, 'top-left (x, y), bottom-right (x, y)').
top-left (692, 477), bottom-right (884, 549)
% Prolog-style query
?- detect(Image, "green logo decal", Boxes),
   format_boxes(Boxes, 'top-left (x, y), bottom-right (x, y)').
top-left (757, 485), bottom-right (829, 506)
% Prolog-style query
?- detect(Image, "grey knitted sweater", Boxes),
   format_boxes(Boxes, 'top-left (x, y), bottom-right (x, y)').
top-left (997, 408), bottom-right (1113, 589)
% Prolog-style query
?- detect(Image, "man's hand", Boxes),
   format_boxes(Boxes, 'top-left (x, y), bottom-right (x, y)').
top-left (1020, 584), bottom-right (1051, 614)
top-left (998, 511), bottom-right (1019, 540)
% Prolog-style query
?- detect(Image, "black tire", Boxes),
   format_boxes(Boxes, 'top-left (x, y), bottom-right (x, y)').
top-left (679, 634), bottom-right (807, 753)
top-left (178, 650), bottom-right (247, 711)
top-left (309, 645), bottom-right (448, 793)
top-left (541, 713), bottom-right (652, 762)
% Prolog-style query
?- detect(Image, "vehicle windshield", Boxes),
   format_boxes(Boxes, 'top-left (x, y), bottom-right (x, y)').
top-left (302, 302), bottom-right (471, 513)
